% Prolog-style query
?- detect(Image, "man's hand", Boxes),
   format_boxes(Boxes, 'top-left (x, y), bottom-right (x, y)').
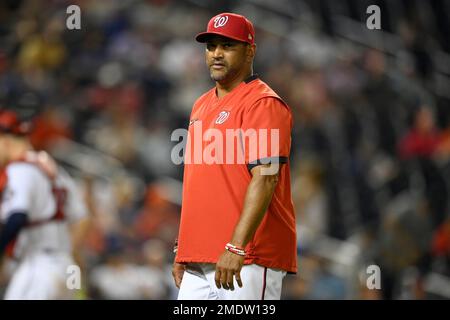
top-left (172, 262), bottom-right (186, 288)
top-left (215, 250), bottom-right (245, 290)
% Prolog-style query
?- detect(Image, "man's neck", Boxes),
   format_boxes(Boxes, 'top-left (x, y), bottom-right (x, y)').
top-left (9, 141), bottom-right (32, 163)
top-left (215, 69), bottom-right (253, 98)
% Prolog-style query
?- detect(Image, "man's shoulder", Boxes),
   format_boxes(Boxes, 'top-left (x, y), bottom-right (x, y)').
top-left (247, 79), bottom-right (290, 110)
top-left (5, 162), bottom-right (46, 186)
top-left (6, 162), bottom-right (40, 175)
top-left (250, 79), bottom-right (281, 98)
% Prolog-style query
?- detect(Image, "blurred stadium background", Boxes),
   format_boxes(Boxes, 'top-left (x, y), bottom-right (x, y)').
top-left (1, 0), bottom-right (450, 299)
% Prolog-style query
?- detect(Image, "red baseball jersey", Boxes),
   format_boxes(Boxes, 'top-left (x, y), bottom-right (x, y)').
top-left (176, 75), bottom-right (297, 273)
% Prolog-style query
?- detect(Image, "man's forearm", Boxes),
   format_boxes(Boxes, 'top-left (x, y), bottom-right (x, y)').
top-left (230, 166), bottom-right (279, 248)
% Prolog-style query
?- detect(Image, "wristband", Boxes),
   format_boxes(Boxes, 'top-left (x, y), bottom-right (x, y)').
top-left (225, 243), bottom-right (246, 256)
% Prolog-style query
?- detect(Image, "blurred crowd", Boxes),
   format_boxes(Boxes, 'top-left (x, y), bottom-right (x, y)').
top-left (0, 0), bottom-right (449, 299)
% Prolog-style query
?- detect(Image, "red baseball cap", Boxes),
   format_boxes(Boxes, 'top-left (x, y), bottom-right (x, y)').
top-left (0, 109), bottom-right (32, 135)
top-left (196, 13), bottom-right (255, 45)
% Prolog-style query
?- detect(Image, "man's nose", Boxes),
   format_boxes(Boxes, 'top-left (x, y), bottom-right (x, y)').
top-left (212, 45), bottom-right (224, 58)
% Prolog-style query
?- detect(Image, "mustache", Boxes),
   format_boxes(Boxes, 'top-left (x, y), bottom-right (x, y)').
top-left (209, 60), bottom-right (227, 67)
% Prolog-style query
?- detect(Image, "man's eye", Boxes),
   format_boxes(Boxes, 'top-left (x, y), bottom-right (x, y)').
top-left (223, 43), bottom-right (232, 48)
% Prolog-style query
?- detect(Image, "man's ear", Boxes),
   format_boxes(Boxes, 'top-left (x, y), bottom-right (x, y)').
top-left (247, 44), bottom-right (256, 62)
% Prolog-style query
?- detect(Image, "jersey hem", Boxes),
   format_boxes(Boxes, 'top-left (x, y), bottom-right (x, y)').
top-left (175, 256), bottom-right (297, 274)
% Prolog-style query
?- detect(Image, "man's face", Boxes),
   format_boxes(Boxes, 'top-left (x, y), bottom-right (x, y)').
top-left (205, 36), bottom-right (252, 83)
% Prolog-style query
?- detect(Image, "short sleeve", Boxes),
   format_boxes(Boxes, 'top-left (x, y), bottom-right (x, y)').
top-left (241, 97), bottom-right (292, 171)
top-left (1, 165), bottom-right (34, 221)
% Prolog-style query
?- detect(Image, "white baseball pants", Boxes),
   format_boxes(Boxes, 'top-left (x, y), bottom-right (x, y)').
top-left (4, 251), bottom-right (76, 300)
top-left (177, 263), bottom-right (286, 300)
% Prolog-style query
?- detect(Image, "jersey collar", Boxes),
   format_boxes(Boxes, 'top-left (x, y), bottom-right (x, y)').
top-left (244, 74), bottom-right (259, 84)
top-left (213, 74), bottom-right (259, 100)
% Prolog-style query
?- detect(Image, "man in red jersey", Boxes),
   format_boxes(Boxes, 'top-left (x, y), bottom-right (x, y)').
top-left (172, 12), bottom-right (297, 300)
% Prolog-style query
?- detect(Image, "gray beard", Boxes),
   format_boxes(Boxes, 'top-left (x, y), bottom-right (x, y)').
top-left (210, 67), bottom-right (238, 82)
top-left (210, 71), bottom-right (227, 82)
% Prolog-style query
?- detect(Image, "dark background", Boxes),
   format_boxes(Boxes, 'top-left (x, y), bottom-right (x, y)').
top-left (1, 0), bottom-right (450, 299)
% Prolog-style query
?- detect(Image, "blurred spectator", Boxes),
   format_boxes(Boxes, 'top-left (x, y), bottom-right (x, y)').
top-left (133, 184), bottom-right (180, 242)
top-left (30, 105), bottom-right (73, 150)
top-left (431, 218), bottom-right (450, 276)
top-left (89, 248), bottom-right (168, 299)
top-left (398, 106), bottom-right (441, 160)
top-left (292, 157), bottom-right (328, 235)
top-left (375, 195), bottom-right (434, 299)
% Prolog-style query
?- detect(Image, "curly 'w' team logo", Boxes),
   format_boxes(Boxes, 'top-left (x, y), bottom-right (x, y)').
top-left (215, 111), bottom-right (230, 124)
top-left (213, 16), bottom-right (228, 28)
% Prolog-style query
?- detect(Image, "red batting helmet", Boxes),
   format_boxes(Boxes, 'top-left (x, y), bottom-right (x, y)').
top-left (0, 109), bottom-right (33, 135)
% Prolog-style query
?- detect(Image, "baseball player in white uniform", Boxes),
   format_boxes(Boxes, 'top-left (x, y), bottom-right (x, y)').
top-left (0, 109), bottom-right (88, 300)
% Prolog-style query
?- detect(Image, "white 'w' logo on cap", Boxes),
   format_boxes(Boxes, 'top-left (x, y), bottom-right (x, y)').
top-left (214, 15), bottom-right (228, 28)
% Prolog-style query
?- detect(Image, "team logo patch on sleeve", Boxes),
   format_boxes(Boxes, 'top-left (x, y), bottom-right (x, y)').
top-left (215, 111), bottom-right (230, 124)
